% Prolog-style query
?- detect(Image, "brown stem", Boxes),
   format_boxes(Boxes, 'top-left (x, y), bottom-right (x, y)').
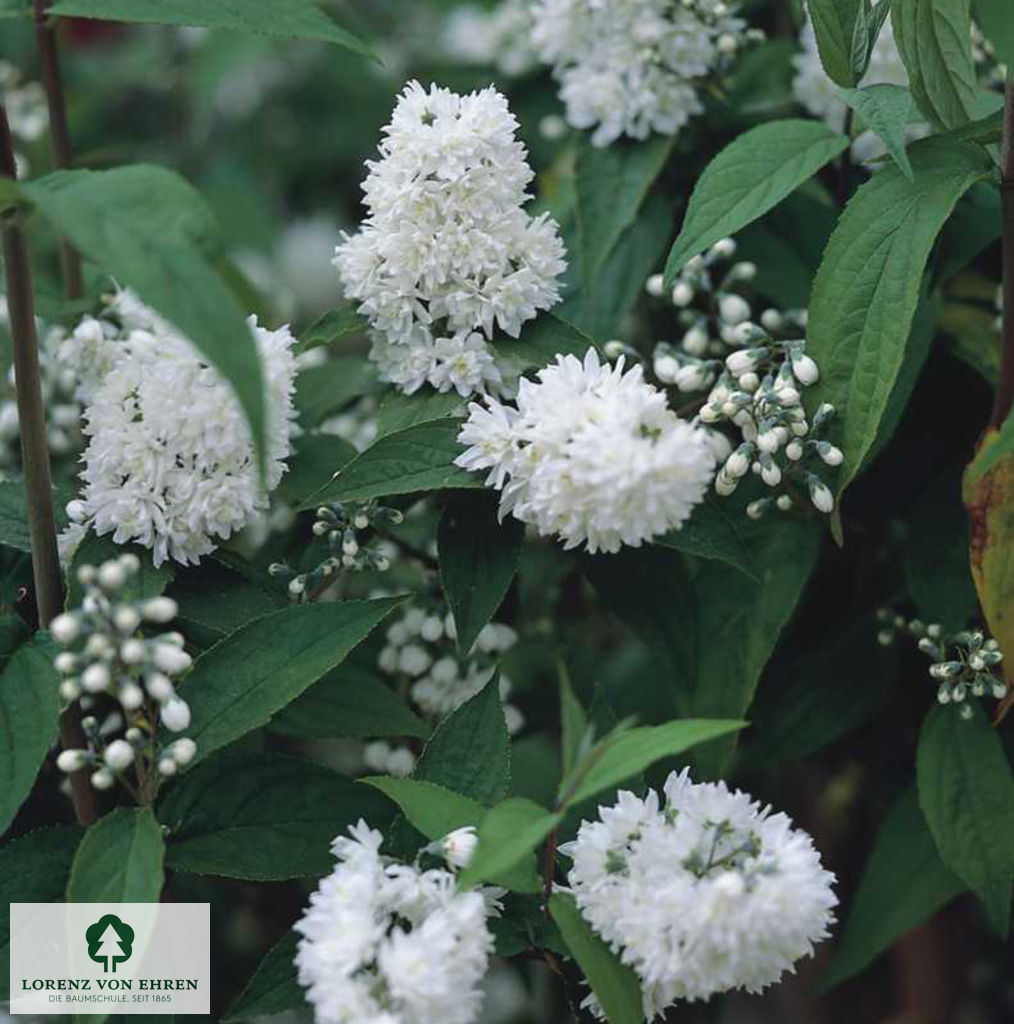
top-left (33, 0), bottom-right (84, 301)
top-left (991, 75), bottom-right (1014, 430)
top-left (1, 103), bottom-right (96, 825)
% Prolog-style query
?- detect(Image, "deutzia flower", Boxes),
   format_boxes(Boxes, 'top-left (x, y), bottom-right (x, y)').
top-left (562, 770), bottom-right (837, 1016)
top-left (334, 81), bottom-right (567, 398)
top-left (531, 0), bottom-right (751, 147)
top-left (441, 1), bottom-right (538, 77)
top-left (455, 348), bottom-right (716, 553)
top-left (294, 821), bottom-right (499, 1024)
top-left (64, 292), bottom-right (297, 567)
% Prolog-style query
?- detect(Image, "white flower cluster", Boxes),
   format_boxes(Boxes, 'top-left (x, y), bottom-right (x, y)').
top-left (62, 292), bottom-right (297, 567)
top-left (877, 613), bottom-right (1007, 719)
top-left (442, 1), bottom-right (537, 77)
top-left (563, 770), bottom-right (837, 1014)
top-left (51, 554), bottom-right (196, 791)
top-left (456, 348), bottom-right (716, 553)
top-left (334, 81), bottom-right (566, 398)
top-left (0, 60), bottom-right (47, 174)
top-left (294, 821), bottom-right (498, 1024)
top-left (531, 0), bottom-right (751, 147)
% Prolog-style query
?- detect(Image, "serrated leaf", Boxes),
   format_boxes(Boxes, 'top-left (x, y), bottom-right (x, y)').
top-left (159, 752), bottom-right (393, 880)
top-left (438, 490), bottom-right (524, 656)
top-left (563, 719), bottom-right (744, 808)
top-left (269, 664), bottom-right (429, 739)
top-left (48, 0), bottom-right (374, 58)
top-left (275, 433), bottom-right (357, 505)
top-left (66, 807), bottom-right (165, 902)
top-left (575, 134), bottom-right (674, 284)
top-left (839, 84), bottom-right (919, 178)
top-left (0, 826), bottom-right (84, 999)
top-left (297, 305), bottom-right (369, 354)
top-left (171, 598), bottom-right (403, 762)
top-left (656, 495), bottom-right (756, 578)
top-left (663, 120), bottom-right (849, 286)
top-left (299, 419), bottom-right (481, 508)
top-left (548, 893), bottom-right (643, 1024)
top-left (414, 676), bottom-right (510, 806)
top-left (495, 312), bottom-right (596, 368)
top-left (822, 788), bottom-right (965, 990)
top-left (892, 0), bottom-right (981, 130)
top-left (807, 137), bottom-right (993, 496)
top-left (807, 0), bottom-right (865, 87)
top-left (375, 389), bottom-right (464, 439)
top-left (0, 633), bottom-right (61, 837)
top-left (66, 534), bottom-right (174, 609)
top-left (21, 167), bottom-right (269, 472)
top-left (294, 356), bottom-right (380, 428)
top-left (917, 704), bottom-right (1014, 935)
top-left (222, 932), bottom-right (303, 1023)
top-left (457, 798), bottom-right (559, 893)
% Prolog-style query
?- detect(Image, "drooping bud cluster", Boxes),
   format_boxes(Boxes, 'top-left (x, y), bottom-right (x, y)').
top-left (270, 502), bottom-right (398, 602)
top-left (877, 612), bottom-right (1007, 719)
top-left (51, 555), bottom-right (196, 793)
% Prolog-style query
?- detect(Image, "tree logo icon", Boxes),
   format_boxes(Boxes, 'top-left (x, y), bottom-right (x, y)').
top-left (85, 914), bottom-right (134, 973)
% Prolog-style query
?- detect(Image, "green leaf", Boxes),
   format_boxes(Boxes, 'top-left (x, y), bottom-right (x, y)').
top-left (807, 0), bottom-right (865, 86)
top-left (22, 167), bottom-right (268, 471)
top-left (67, 534), bottom-right (174, 609)
top-left (437, 490), bottom-right (524, 656)
top-left (560, 670), bottom-right (590, 782)
top-left (974, 0), bottom-right (1014, 69)
top-left (159, 752), bottom-right (393, 880)
top-left (0, 0), bottom-right (30, 18)
top-left (563, 719), bottom-right (744, 808)
top-left (663, 120), bottom-right (849, 286)
top-left (807, 137), bottom-right (993, 496)
top-left (495, 312), bottom-right (596, 369)
top-left (548, 893), bottom-right (643, 1024)
top-left (171, 598), bottom-right (403, 762)
top-left (48, 0), bottom-right (375, 58)
top-left (297, 304), bottom-right (369, 354)
top-left (0, 632), bottom-right (61, 837)
top-left (575, 134), bottom-right (674, 283)
top-left (222, 932), bottom-right (304, 1023)
top-left (839, 84), bottom-right (919, 179)
top-left (0, 826), bottom-right (84, 1000)
top-left (656, 495), bottom-right (756, 578)
top-left (917, 704), bottom-right (1014, 935)
top-left (0, 615), bottom-right (29, 672)
top-left (892, 0), bottom-right (981, 130)
top-left (269, 664), bottom-right (429, 739)
top-left (457, 797), bottom-right (560, 893)
top-left (0, 480), bottom-right (68, 553)
top-left (375, 389), bottom-right (464, 439)
top-left (414, 676), bottom-right (510, 806)
top-left (275, 433), bottom-right (357, 505)
top-left (299, 419), bottom-right (481, 508)
top-left (823, 788), bottom-right (965, 990)
top-left (66, 806), bottom-right (165, 902)
top-left (294, 356), bottom-right (379, 428)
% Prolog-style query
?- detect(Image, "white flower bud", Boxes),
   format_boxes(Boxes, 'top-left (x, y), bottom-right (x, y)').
top-left (715, 470), bottom-right (739, 496)
top-left (819, 443), bottom-right (844, 467)
top-left (712, 237), bottom-right (737, 258)
top-left (60, 679), bottom-right (81, 701)
top-left (960, 703), bottom-right (974, 720)
top-left (717, 32), bottom-right (738, 53)
top-left (158, 757), bottom-right (178, 777)
top-left (76, 564), bottom-right (98, 586)
top-left (118, 553), bottom-right (141, 575)
top-left (120, 638), bottom-right (146, 665)
top-left (746, 500), bottom-right (767, 520)
top-left (376, 555), bottom-right (391, 572)
top-left (160, 698), bottom-right (191, 733)
top-left (733, 261), bottom-right (757, 281)
top-left (808, 478), bottom-right (835, 514)
top-left (66, 499), bottom-right (88, 523)
top-left (646, 273), bottom-right (665, 297)
top-left (937, 684), bottom-right (952, 704)
top-left (699, 403), bottom-right (722, 423)
top-left (50, 613), bottom-right (80, 645)
top-left (718, 294), bottom-right (751, 326)
top-left (675, 363), bottom-right (710, 392)
top-left (682, 325), bottom-right (709, 356)
top-left (97, 560), bottom-right (127, 592)
top-left (791, 352), bottom-right (820, 386)
top-left (671, 282), bottom-right (695, 307)
top-left (81, 663), bottom-right (111, 693)
top-left (441, 826), bottom-right (479, 869)
top-left (653, 354), bottom-right (680, 383)
top-left (725, 445), bottom-right (753, 479)
top-left (760, 458), bottom-right (782, 487)
top-left (992, 682), bottom-right (1007, 699)
top-left (398, 644), bottom-right (432, 677)
top-left (738, 371), bottom-right (759, 392)
top-left (386, 747), bottom-right (416, 778)
top-left (420, 616), bottom-right (444, 642)
top-left (152, 644), bottom-right (192, 676)
top-left (785, 440), bottom-right (804, 461)
top-left (757, 430), bottom-right (780, 454)
top-left (103, 739), bottom-right (135, 771)
top-left (145, 673), bottom-right (174, 702)
top-left (125, 727), bottom-right (143, 744)
top-left (119, 682), bottom-right (145, 711)
top-left (288, 577), bottom-right (306, 597)
top-left (142, 597), bottom-right (178, 623)
top-left (776, 386), bottom-right (801, 407)
top-left (112, 606), bottom-right (141, 634)
top-left (760, 309), bottom-right (783, 332)
top-left (57, 749), bottom-right (90, 773)
top-left (169, 738), bottom-right (197, 766)
top-left (91, 767), bottom-right (115, 791)
top-left (54, 652), bottom-right (77, 675)
top-left (312, 520), bottom-right (331, 537)
top-left (776, 494), bottom-right (793, 511)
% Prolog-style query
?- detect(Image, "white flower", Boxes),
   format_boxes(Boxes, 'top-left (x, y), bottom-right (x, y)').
top-left (334, 81), bottom-right (566, 398)
top-left (67, 293), bottom-right (297, 567)
top-left (441, 827), bottom-right (479, 869)
top-left (531, 0), bottom-right (746, 146)
top-left (455, 349), bottom-right (715, 553)
top-left (294, 822), bottom-right (497, 1024)
top-left (441, 1), bottom-right (537, 77)
top-left (562, 770), bottom-right (837, 1016)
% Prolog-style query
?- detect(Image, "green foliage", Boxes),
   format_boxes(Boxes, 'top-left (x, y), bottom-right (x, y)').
top-left (437, 490), bottom-right (524, 655)
top-left (549, 893), bottom-right (643, 1024)
top-left (66, 534), bottom-right (174, 608)
top-left (655, 497), bottom-right (756, 578)
top-left (375, 390), bottom-right (464, 438)
top-left (664, 120), bottom-right (849, 286)
top-left (297, 305), bottom-right (369, 354)
top-left (66, 807), bottom-right (165, 902)
top-left (839, 84), bottom-right (919, 179)
top-left (0, 480), bottom-right (67, 552)
top-left (0, 632), bottom-right (61, 837)
top-left (20, 167), bottom-right (271, 473)
top-left (159, 752), bottom-right (393, 880)
top-left (47, 0), bottom-right (375, 57)
top-left (807, 137), bottom-right (993, 496)
top-left (494, 312), bottom-right (597, 368)
top-left (275, 434), bottom-right (357, 505)
top-left (805, 0), bottom-right (866, 87)
top-left (823, 789), bottom-right (965, 990)
top-left (223, 932), bottom-right (304, 1023)
top-left (974, 0), bottom-right (1014, 68)
top-left (171, 598), bottom-right (404, 761)
top-left (300, 419), bottom-right (481, 507)
top-left (294, 357), bottom-right (379, 428)
top-left (413, 676), bottom-right (510, 806)
top-left (917, 704), bottom-right (1014, 935)
top-left (0, 826), bottom-right (84, 999)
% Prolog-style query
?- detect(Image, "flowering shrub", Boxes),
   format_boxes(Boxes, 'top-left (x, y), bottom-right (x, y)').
top-left (2, 2), bottom-right (1014, 1024)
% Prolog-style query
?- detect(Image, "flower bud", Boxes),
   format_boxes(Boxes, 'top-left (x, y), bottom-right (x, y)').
top-left (54, 652), bottom-right (77, 675)
top-left (142, 597), bottom-right (178, 623)
top-left (119, 682), bottom-right (145, 711)
top-left (66, 499), bottom-right (88, 523)
top-left (675, 363), bottom-right (710, 392)
top-left (145, 673), bottom-right (174, 702)
top-left (725, 444), bottom-right (753, 479)
top-left (671, 282), bottom-right (695, 307)
top-left (81, 663), bottom-right (111, 693)
top-left (776, 494), bottom-right (793, 511)
top-left (785, 440), bottom-right (803, 461)
top-left (152, 644), bottom-right (192, 676)
top-left (158, 757), bottom-right (178, 778)
top-left (160, 698), bottom-right (191, 733)
top-left (289, 577), bottom-right (307, 597)
top-left (738, 371), bottom-right (759, 392)
top-left (119, 553), bottom-right (141, 575)
top-left (808, 477), bottom-right (834, 514)
top-left (60, 679), bottom-right (81, 701)
top-left (169, 738), bottom-right (197, 766)
top-left (682, 325), bottom-right (709, 356)
top-left (97, 560), bottom-right (127, 592)
top-left (653, 354), bottom-right (680, 384)
top-left (91, 767), bottom-right (115, 791)
top-left (790, 351), bottom-right (820, 386)
top-left (718, 294), bottom-right (751, 326)
top-left (50, 613), bottom-right (80, 645)
top-left (715, 469), bottom-right (739, 496)
top-left (103, 739), bottom-right (135, 772)
top-left (120, 639), bottom-right (146, 665)
top-left (712, 237), bottom-right (737, 258)
top-left (57, 749), bottom-right (90, 773)
top-left (759, 456), bottom-right (781, 487)
top-left (646, 273), bottom-right (665, 297)
top-left (818, 442), bottom-right (844, 467)
top-left (760, 309), bottom-right (783, 332)
top-left (441, 826), bottom-right (479, 869)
